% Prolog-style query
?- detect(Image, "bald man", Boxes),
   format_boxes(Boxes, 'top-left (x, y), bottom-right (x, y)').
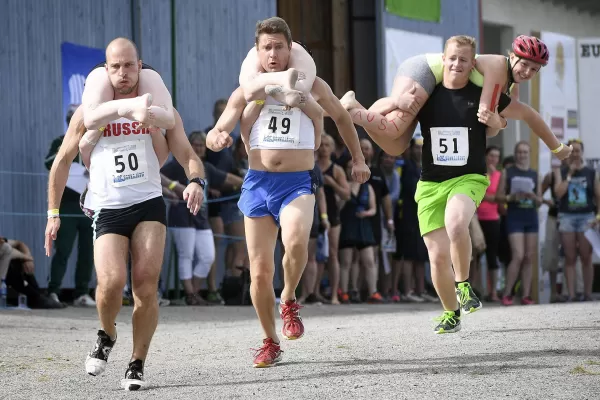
top-left (45, 38), bottom-right (205, 391)
top-left (81, 37), bottom-right (175, 131)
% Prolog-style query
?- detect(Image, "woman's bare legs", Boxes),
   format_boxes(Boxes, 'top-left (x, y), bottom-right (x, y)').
top-left (81, 67), bottom-right (153, 130)
top-left (79, 130), bottom-right (103, 169)
top-left (340, 92), bottom-right (418, 155)
top-left (240, 43), bottom-right (322, 142)
top-left (137, 69), bottom-right (175, 129)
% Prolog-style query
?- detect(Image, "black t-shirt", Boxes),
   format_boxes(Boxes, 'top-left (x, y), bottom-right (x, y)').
top-left (558, 166), bottom-right (596, 214)
top-left (161, 160), bottom-right (226, 229)
top-left (368, 165), bottom-right (390, 229)
top-left (417, 82), bottom-right (511, 183)
top-left (399, 159), bottom-right (421, 222)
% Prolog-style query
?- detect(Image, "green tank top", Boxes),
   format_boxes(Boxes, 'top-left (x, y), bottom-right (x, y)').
top-left (425, 53), bottom-right (515, 94)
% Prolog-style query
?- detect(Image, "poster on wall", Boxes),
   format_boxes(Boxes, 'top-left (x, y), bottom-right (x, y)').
top-left (384, 28), bottom-right (443, 96)
top-left (577, 38), bottom-right (600, 161)
top-left (61, 42), bottom-right (104, 131)
top-left (537, 31), bottom-right (579, 303)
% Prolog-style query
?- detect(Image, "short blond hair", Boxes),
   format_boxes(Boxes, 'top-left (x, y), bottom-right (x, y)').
top-left (444, 35), bottom-right (476, 57)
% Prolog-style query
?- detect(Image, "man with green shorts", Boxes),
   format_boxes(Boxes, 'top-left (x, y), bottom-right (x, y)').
top-left (412, 35), bottom-right (512, 334)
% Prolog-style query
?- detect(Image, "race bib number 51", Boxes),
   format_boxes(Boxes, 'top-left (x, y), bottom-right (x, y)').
top-left (430, 127), bottom-right (469, 166)
top-left (108, 140), bottom-right (149, 187)
top-left (259, 105), bottom-right (301, 147)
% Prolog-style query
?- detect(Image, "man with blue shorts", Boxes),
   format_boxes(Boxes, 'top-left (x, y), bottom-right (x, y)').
top-left (207, 17), bottom-right (369, 367)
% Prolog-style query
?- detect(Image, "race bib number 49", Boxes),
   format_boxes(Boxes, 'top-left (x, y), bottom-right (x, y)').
top-left (430, 127), bottom-right (469, 167)
top-left (108, 140), bottom-right (149, 187)
top-left (259, 105), bottom-right (301, 148)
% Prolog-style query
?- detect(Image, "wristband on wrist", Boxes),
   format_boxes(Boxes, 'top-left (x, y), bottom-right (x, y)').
top-left (168, 181), bottom-right (177, 190)
top-left (551, 143), bottom-right (564, 154)
top-left (47, 209), bottom-right (59, 218)
top-left (320, 213), bottom-right (328, 220)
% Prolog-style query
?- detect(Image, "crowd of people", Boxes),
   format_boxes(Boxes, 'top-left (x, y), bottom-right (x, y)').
top-left (2, 116), bottom-right (594, 311)
top-left (1, 15), bottom-right (595, 388)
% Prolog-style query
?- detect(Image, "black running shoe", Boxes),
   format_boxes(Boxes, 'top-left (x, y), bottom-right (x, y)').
top-left (85, 328), bottom-right (116, 376)
top-left (121, 359), bottom-right (146, 391)
top-left (456, 282), bottom-right (482, 314)
top-left (434, 310), bottom-right (461, 334)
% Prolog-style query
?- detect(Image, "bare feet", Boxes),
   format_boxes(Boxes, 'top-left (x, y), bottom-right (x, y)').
top-left (339, 91), bottom-right (359, 111)
top-left (118, 93), bottom-right (153, 124)
top-left (265, 85), bottom-right (303, 108)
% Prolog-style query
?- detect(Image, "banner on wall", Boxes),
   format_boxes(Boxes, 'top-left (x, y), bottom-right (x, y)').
top-left (384, 28), bottom-right (443, 96)
top-left (536, 31), bottom-right (579, 303)
top-left (61, 42), bottom-right (104, 131)
top-left (385, 0), bottom-right (441, 22)
top-left (577, 38), bottom-right (600, 160)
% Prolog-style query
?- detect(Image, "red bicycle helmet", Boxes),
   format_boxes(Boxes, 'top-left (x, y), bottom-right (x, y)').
top-left (512, 35), bottom-right (549, 66)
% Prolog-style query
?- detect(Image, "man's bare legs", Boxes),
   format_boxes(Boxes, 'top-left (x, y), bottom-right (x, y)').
top-left (279, 195), bottom-right (316, 304)
top-left (445, 195), bottom-right (476, 283)
top-left (245, 216), bottom-right (280, 342)
top-left (129, 222), bottom-right (166, 362)
top-left (298, 239), bottom-right (318, 303)
top-left (85, 234), bottom-right (129, 376)
top-left (445, 194), bottom-right (482, 315)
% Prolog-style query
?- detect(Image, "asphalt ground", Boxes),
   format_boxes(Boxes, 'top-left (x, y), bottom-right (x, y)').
top-left (1, 301), bottom-right (599, 399)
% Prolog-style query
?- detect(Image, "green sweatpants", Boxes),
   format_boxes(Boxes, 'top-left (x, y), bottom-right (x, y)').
top-left (48, 200), bottom-right (94, 297)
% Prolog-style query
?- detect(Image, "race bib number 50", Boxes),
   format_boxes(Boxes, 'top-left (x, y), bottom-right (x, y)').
top-left (108, 140), bottom-right (149, 187)
top-left (430, 127), bottom-right (469, 167)
top-left (259, 105), bottom-right (301, 148)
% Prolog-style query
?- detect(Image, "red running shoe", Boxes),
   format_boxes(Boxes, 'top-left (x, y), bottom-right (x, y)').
top-left (501, 295), bottom-right (513, 306)
top-left (279, 299), bottom-right (304, 340)
top-left (252, 338), bottom-right (283, 368)
top-left (521, 296), bottom-right (535, 305)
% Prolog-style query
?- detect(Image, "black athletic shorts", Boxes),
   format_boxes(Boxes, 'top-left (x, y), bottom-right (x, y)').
top-left (93, 196), bottom-right (166, 240)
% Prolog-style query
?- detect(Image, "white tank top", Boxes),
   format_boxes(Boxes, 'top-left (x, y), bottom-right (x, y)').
top-left (249, 96), bottom-right (315, 150)
top-left (86, 117), bottom-right (162, 209)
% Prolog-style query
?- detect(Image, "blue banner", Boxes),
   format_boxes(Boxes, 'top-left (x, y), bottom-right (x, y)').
top-left (61, 42), bottom-right (104, 131)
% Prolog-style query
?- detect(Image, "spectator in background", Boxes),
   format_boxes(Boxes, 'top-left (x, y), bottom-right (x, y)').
top-left (44, 105), bottom-right (95, 307)
top-left (553, 139), bottom-right (598, 302)
top-left (377, 150), bottom-right (401, 300)
top-left (297, 163), bottom-right (329, 305)
top-left (395, 137), bottom-right (436, 302)
top-left (162, 131), bottom-right (243, 305)
top-left (205, 99), bottom-right (229, 139)
top-left (476, 146), bottom-right (502, 302)
top-left (541, 157), bottom-right (568, 302)
top-left (497, 156), bottom-right (515, 271)
top-left (316, 134), bottom-right (349, 304)
top-left (1, 237), bottom-right (63, 309)
top-left (331, 130), bottom-right (351, 168)
top-left (205, 99), bottom-right (247, 281)
top-left (338, 159), bottom-right (382, 304)
top-left (359, 139), bottom-right (393, 299)
top-left (496, 141), bottom-right (541, 305)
